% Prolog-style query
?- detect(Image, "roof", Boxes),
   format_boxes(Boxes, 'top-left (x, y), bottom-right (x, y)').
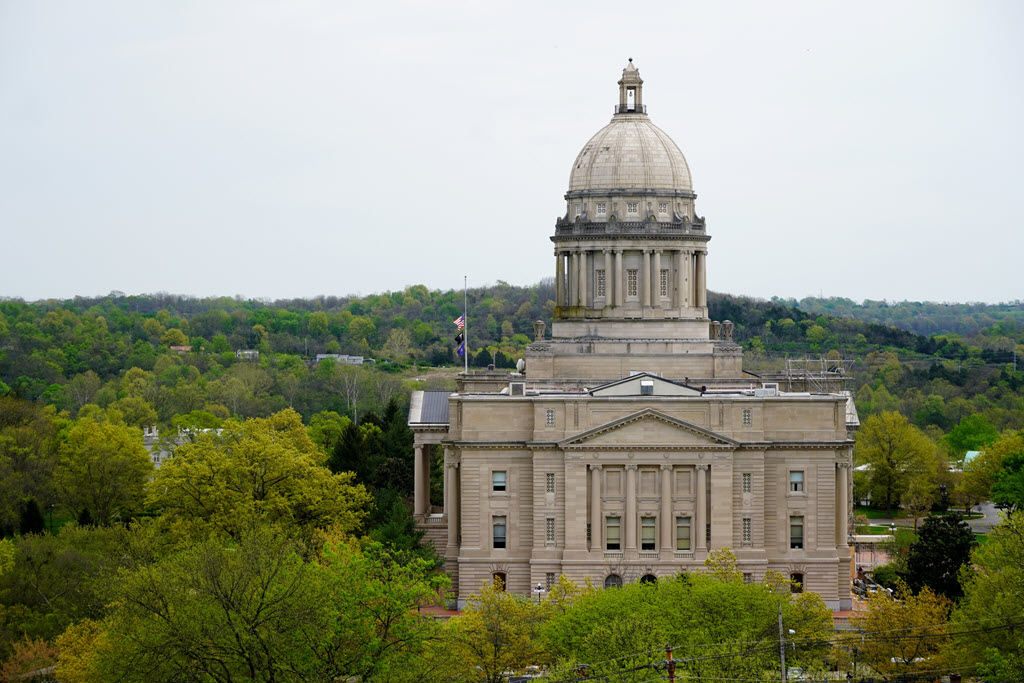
top-left (408, 390), bottom-right (451, 426)
top-left (588, 372), bottom-right (701, 397)
top-left (568, 116), bottom-right (692, 192)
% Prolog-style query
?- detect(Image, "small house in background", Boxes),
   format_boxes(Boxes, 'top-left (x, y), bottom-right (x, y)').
top-left (169, 345), bottom-right (192, 353)
top-left (314, 353), bottom-right (374, 366)
top-left (235, 349), bottom-right (259, 361)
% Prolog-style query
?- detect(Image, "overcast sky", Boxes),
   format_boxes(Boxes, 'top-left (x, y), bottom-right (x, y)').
top-left (1, 1), bottom-right (1021, 304)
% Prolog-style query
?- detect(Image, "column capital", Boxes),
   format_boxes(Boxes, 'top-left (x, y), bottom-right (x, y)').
top-left (589, 463), bottom-right (603, 471)
top-left (624, 463), bottom-right (638, 471)
top-left (654, 248), bottom-right (663, 254)
top-left (696, 463), bottom-right (710, 471)
top-left (836, 461), bottom-right (851, 470)
top-left (445, 462), bottom-right (460, 469)
top-left (614, 248), bottom-right (623, 254)
top-left (660, 463), bottom-right (674, 471)
top-left (643, 248), bottom-right (651, 255)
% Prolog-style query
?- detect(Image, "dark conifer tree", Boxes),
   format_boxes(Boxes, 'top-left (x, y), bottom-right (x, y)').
top-left (19, 498), bottom-right (45, 535)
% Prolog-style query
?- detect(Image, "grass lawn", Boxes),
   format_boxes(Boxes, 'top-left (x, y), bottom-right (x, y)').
top-left (855, 525), bottom-right (892, 535)
top-left (854, 506), bottom-right (908, 519)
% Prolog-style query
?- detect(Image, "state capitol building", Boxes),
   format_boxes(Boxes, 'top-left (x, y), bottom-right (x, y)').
top-left (410, 60), bottom-right (857, 611)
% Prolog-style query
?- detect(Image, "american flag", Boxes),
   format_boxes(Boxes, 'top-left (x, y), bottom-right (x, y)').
top-left (453, 315), bottom-right (465, 330)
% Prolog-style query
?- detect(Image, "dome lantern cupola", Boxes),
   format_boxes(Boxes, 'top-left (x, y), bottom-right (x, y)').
top-left (616, 58), bottom-right (644, 114)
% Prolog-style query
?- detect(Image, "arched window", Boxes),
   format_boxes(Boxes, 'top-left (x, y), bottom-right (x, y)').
top-left (639, 574), bottom-right (658, 585)
top-left (493, 572), bottom-right (507, 591)
top-left (604, 574), bottom-right (623, 589)
top-left (790, 572), bottom-right (804, 593)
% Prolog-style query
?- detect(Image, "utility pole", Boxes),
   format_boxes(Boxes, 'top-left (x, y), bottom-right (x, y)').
top-left (665, 645), bottom-right (675, 683)
top-left (778, 602), bottom-right (787, 682)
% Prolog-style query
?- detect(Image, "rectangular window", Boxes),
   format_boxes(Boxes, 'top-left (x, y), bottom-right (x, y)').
top-left (627, 202), bottom-right (638, 214)
top-left (706, 523), bottom-right (711, 545)
top-left (546, 572), bottom-right (556, 590)
top-left (743, 573), bottom-right (754, 585)
top-left (627, 269), bottom-right (638, 297)
top-left (790, 471), bottom-right (804, 493)
top-left (790, 516), bottom-right (804, 549)
top-left (587, 523), bottom-right (592, 544)
top-left (640, 379), bottom-right (654, 395)
top-left (597, 202), bottom-right (606, 215)
top-left (641, 517), bottom-right (656, 550)
top-left (675, 517), bottom-right (691, 551)
top-left (545, 409), bottom-right (555, 427)
top-left (546, 517), bottom-right (555, 543)
top-left (742, 473), bottom-right (751, 493)
top-left (493, 516), bottom-right (507, 549)
top-left (659, 269), bottom-right (668, 297)
top-left (742, 408), bottom-right (752, 426)
top-left (492, 471), bottom-right (507, 492)
top-left (606, 517), bottom-right (621, 550)
top-left (742, 518), bottom-right (752, 544)
top-left (659, 202), bottom-right (668, 214)
top-left (596, 269), bottom-right (606, 297)
top-left (546, 472), bottom-right (555, 493)
top-left (680, 203), bottom-right (688, 218)
top-left (575, 203), bottom-right (582, 217)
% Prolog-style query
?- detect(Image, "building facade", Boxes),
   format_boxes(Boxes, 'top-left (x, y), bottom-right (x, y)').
top-left (410, 61), bottom-right (855, 610)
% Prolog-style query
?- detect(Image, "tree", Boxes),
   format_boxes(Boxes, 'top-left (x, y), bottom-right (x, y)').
top-left (944, 414), bottom-right (999, 459)
top-left (957, 446), bottom-right (1006, 510)
top-left (18, 498), bottom-right (45, 535)
top-left (848, 582), bottom-right (951, 679)
top-left (954, 511), bottom-right (1024, 679)
top-left (147, 409), bottom-right (371, 544)
top-left (382, 328), bottom-right (412, 364)
top-left (904, 513), bottom-right (973, 600)
top-left (855, 412), bottom-right (939, 513)
top-left (54, 419), bottom-right (152, 526)
top-left (993, 450), bottom-right (1024, 511)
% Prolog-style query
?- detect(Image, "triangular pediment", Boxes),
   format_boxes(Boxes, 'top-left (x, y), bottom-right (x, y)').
top-left (560, 409), bottom-right (737, 449)
top-left (589, 372), bottom-right (701, 397)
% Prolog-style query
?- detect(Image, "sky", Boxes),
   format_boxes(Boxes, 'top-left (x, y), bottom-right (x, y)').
top-left (1, 1), bottom-right (1022, 304)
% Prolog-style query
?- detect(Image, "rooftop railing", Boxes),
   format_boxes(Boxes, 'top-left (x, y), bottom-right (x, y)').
top-left (614, 104), bottom-right (647, 114)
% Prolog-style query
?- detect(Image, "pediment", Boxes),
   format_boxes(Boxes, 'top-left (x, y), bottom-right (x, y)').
top-left (560, 409), bottom-right (737, 449)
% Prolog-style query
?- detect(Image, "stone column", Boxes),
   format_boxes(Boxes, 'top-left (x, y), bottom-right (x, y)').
top-left (653, 249), bottom-right (662, 306)
top-left (709, 457), bottom-right (733, 549)
top-left (695, 250), bottom-right (707, 308)
top-left (555, 251), bottom-right (565, 308)
top-left (683, 250), bottom-right (692, 308)
top-left (695, 464), bottom-right (708, 550)
top-left (641, 250), bottom-right (651, 307)
top-left (568, 251), bottom-right (578, 307)
top-left (579, 250), bottom-right (588, 309)
top-left (421, 445), bottom-right (432, 515)
top-left (446, 462), bottom-right (460, 550)
top-left (625, 464), bottom-right (638, 550)
top-left (674, 249), bottom-right (684, 308)
top-left (837, 462), bottom-right (850, 547)
top-left (589, 464), bottom-right (602, 550)
top-left (603, 250), bottom-right (612, 304)
top-left (660, 464), bottom-right (673, 552)
top-left (614, 250), bottom-right (624, 307)
top-left (414, 443), bottom-right (426, 519)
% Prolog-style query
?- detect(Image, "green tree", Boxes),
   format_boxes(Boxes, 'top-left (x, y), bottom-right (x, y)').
top-left (904, 513), bottom-right (973, 600)
top-left (944, 414), bottom-right (999, 459)
top-left (954, 511), bottom-right (1024, 679)
top-left (993, 449), bottom-right (1024, 511)
top-left (18, 498), bottom-right (45, 535)
top-left (54, 419), bottom-right (152, 526)
top-left (307, 310), bottom-right (329, 338)
top-left (147, 409), bottom-right (370, 544)
top-left (855, 412), bottom-right (939, 513)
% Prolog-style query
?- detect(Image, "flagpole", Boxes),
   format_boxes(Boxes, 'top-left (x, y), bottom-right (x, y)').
top-left (463, 275), bottom-right (468, 373)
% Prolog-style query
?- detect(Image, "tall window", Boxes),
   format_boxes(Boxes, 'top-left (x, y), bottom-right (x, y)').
top-left (546, 517), bottom-right (555, 543)
top-left (575, 203), bottom-right (582, 217)
top-left (790, 471), bottom-right (804, 493)
top-left (742, 408), bottom-right (752, 426)
top-left (641, 517), bottom-right (656, 550)
top-left (596, 269), bottom-right (606, 297)
top-left (743, 573), bottom-right (754, 585)
top-left (675, 517), bottom-right (691, 551)
top-left (546, 472), bottom-right (555, 493)
top-left (790, 573), bottom-right (804, 593)
top-left (742, 517), bottom-right (752, 545)
top-left (659, 269), bottom-right (668, 297)
top-left (493, 516), bottom-right (507, 549)
top-left (546, 573), bottom-right (556, 590)
top-left (627, 202), bottom-right (638, 214)
top-left (627, 270), bottom-right (638, 297)
top-left (493, 572), bottom-right (507, 590)
top-left (790, 516), bottom-right (804, 550)
top-left (742, 473), bottom-right (751, 493)
top-left (492, 471), bottom-right (507, 492)
top-left (545, 409), bottom-right (555, 427)
top-left (606, 517), bottom-right (621, 551)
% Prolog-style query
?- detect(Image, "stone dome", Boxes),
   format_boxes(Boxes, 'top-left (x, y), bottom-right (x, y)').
top-left (568, 117), bottom-right (692, 192)
top-left (567, 60), bottom-right (692, 193)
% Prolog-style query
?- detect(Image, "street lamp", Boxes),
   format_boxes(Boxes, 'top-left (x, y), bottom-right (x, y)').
top-left (47, 504), bottom-right (54, 534)
top-left (534, 582), bottom-right (545, 604)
